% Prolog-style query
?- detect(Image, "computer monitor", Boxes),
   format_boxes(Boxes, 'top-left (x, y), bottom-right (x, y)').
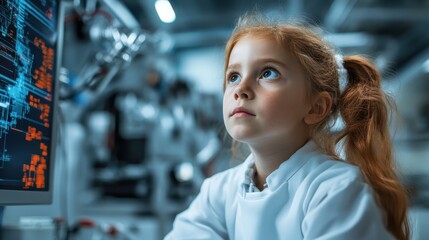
top-left (0, 0), bottom-right (63, 205)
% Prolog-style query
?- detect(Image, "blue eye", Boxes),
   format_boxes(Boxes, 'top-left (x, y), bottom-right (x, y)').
top-left (260, 69), bottom-right (279, 79)
top-left (229, 74), bottom-right (241, 83)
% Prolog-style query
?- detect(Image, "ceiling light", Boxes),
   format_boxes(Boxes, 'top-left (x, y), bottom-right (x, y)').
top-left (155, 0), bottom-right (176, 23)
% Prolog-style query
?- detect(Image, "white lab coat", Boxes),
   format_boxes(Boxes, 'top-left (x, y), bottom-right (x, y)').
top-left (165, 141), bottom-right (394, 240)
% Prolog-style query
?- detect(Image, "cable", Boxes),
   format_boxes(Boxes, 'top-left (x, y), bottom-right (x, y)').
top-left (64, 9), bottom-right (113, 25)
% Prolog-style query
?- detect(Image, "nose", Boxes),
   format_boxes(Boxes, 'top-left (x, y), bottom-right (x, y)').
top-left (234, 84), bottom-right (254, 100)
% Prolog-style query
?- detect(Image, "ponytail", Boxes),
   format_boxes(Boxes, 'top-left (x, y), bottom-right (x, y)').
top-left (337, 55), bottom-right (410, 240)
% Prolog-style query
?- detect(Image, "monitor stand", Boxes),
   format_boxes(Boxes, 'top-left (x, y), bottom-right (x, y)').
top-left (0, 206), bottom-right (4, 238)
top-left (0, 206), bottom-right (4, 226)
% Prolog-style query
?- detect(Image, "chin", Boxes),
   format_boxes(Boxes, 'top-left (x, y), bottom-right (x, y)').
top-left (226, 124), bottom-right (256, 141)
top-left (229, 132), bottom-right (254, 143)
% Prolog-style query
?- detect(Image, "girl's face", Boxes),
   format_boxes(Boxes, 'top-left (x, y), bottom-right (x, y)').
top-left (223, 35), bottom-right (312, 146)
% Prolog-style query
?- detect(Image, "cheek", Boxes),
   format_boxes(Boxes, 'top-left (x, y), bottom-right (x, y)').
top-left (261, 94), bottom-right (306, 121)
top-left (222, 93), bottom-right (231, 120)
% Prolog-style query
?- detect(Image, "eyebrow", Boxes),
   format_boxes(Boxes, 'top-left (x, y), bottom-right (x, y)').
top-left (227, 58), bottom-right (289, 71)
top-left (256, 58), bottom-right (289, 69)
top-left (226, 63), bottom-right (240, 72)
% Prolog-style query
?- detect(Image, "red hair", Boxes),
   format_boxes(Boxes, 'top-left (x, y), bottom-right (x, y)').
top-left (224, 15), bottom-right (409, 240)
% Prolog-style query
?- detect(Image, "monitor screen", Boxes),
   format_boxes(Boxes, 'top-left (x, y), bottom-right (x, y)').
top-left (0, 0), bottom-right (62, 205)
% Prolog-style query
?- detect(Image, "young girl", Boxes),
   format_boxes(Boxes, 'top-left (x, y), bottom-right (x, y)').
top-left (165, 14), bottom-right (410, 240)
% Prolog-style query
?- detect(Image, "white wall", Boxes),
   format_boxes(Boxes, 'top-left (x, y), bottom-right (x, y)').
top-left (175, 47), bottom-right (225, 94)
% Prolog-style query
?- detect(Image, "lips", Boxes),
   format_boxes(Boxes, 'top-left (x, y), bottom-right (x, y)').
top-left (230, 106), bottom-right (255, 117)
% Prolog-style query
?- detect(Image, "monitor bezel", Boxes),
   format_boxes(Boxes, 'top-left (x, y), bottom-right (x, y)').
top-left (0, 1), bottom-right (64, 205)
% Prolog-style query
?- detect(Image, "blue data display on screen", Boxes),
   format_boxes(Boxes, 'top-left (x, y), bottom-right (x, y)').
top-left (0, 0), bottom-right (58, 191)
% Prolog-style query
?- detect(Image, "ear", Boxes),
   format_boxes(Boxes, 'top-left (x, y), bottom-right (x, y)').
top-left (304, 91), bottom-right (332, 125)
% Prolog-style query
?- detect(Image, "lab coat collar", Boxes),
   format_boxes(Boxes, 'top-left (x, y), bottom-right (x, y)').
top-left (240, 140), bottom-right (319, 193)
